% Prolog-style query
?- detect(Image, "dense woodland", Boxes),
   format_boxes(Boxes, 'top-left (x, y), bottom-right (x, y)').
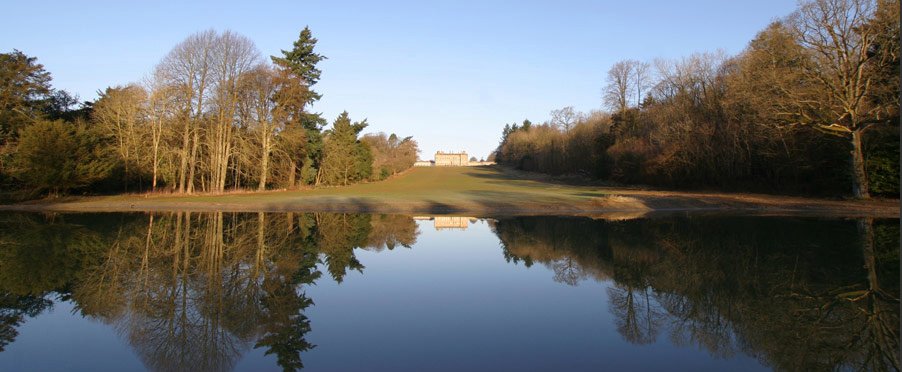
top-left (0, 27), bottom-right (418, 198)
top-left (495, 0), bottom-right (900, 198)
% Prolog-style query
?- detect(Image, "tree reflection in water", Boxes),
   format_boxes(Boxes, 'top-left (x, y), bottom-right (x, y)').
top-left (0, 212), bottom-right (897, 371)
top-left (0, 292), bottom-right (52, 352)
top-left (0, 211), bottom-right (418, 372)
top-left (492, 215), bottom-right (900, 371)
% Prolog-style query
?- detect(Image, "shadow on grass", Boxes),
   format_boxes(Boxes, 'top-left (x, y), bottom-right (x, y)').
top-left (261, 197), bottom-right (465, 214)
top-left (463, 166), bottom-right (604, 187)
top-left (570, 191), bottom-right (611, 198)
top-left (253, 192), bottom-right (649, 216)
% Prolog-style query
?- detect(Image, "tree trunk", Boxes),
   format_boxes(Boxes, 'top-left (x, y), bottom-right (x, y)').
top-left (288, 160), bottom-right (296, 189)
top-left (857, 218), bottom-right (877, 291)
top-left (851, 128), bottom-right (870, 198)
top-left (152, 158), bottom-right (158, 191)
top-left (187, 130), bottom-right (199, 194)
top-left (315, 165), bottom-right (323, 186)
top-left (124, 160), bottom-right (129, 193)
top-left (178, 121), bottom-right (191, 193)
top-left (219, 135), bottom-right (231, 192)
top-left (255, 212), bottom-right (265, 278)
top-left (258, 134), bottom-right (269, 191)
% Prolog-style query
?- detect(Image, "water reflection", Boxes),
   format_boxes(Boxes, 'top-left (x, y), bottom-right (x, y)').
top-left (0, 212), bottom-right (897, 371)
top-left (492, 216), bottom-right (901, 371)
top-left (412, 216), bottom-right (479, 231)
top-left (0, 212), bottom-right (417, 371)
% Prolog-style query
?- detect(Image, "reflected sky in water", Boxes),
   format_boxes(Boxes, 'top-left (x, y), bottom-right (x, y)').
top-left (0, 212), bottom-right (897, 371)
top-left (304, 219), bottom-right (762, 371)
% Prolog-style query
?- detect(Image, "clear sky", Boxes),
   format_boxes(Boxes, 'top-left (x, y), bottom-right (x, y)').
top-left (2, 0), bottom-right (799, 160)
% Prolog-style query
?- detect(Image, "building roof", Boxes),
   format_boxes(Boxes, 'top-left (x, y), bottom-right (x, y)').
top-left (435, 151), bottom-right (467, 155)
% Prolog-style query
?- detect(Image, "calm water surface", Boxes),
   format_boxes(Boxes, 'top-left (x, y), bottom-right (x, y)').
top-left (0, 212), bottom-right (898, 371)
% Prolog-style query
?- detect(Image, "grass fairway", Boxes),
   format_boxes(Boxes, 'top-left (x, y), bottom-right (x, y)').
top-left (134, 166), bottom-right (622, 212)
top-left (3, 166), bottom-right (898, 217)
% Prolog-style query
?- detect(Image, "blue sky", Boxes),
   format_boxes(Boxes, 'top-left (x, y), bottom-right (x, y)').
top-left (2, 0), bottom-right (799, 159)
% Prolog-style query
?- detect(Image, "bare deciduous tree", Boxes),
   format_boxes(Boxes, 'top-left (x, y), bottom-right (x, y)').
top-left (240, 64), bottom-right (280, 191)
top-left (155, 30), bottom-right (262, 193)
top-left (208, 31), bottom-right (260, 192)
top-left (634, 61), bottom-right (652, 107)
top-left (550, 106), bottom-right (578, 133)
top-left (603, 60), bottom-right (635, 113)
top-left (789, 0), bottom-right (884, 198)
top-left (92, 84), bottom-right (147, 191)
top-left (143, 68), bottom-right (176, 191)
top-left (159, 29), bottom-right (216, 193)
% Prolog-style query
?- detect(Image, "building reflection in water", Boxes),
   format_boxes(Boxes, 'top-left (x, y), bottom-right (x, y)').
top-left (412, 216), bottom-right (483, 231)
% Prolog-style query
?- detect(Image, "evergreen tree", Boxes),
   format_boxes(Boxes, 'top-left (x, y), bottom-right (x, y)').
top-left (12, 119), bottom-right (114, 195)
top-left (0, 50), bottom-right (53, 144)
top-left (0, 50), bottom-right (80, 144)
top-left (271, 26), bottom-right (326, 104)
top-left (271, 27), bottom-right (328, 186)
top-left (319, 112), bottom-right (372, 185)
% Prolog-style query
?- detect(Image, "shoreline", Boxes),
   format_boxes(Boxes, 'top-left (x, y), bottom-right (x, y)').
top-left (1, 196), bottom-right (896, 219)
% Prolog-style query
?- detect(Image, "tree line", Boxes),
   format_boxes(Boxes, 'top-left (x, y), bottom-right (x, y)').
top-left (494, 0), bottom-right (899, 198)
top-left (0, 27), bottom-right (418, 198)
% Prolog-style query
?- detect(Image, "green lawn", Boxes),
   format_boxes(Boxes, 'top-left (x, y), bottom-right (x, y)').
top-left (5, 166), bottom-right (897, 216)
top-left (171, 166), bottom-right (613, 211)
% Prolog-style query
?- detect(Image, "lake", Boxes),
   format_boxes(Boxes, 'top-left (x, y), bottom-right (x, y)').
top-left (0, 212), bottom-right (898, 371)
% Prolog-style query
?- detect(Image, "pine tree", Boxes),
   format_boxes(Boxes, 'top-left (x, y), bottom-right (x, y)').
top-left (271, 26), bottom-right (326, 104)
top-left (0, 50), bottom-right (53, 144)
top-left (271, 27), bottom-right (328, 186)
top-left (319, 112), bottom-right (372, 186)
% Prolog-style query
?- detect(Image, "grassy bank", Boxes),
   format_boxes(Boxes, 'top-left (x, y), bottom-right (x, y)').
top-left (1, 166), bottom-right (898, 217)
